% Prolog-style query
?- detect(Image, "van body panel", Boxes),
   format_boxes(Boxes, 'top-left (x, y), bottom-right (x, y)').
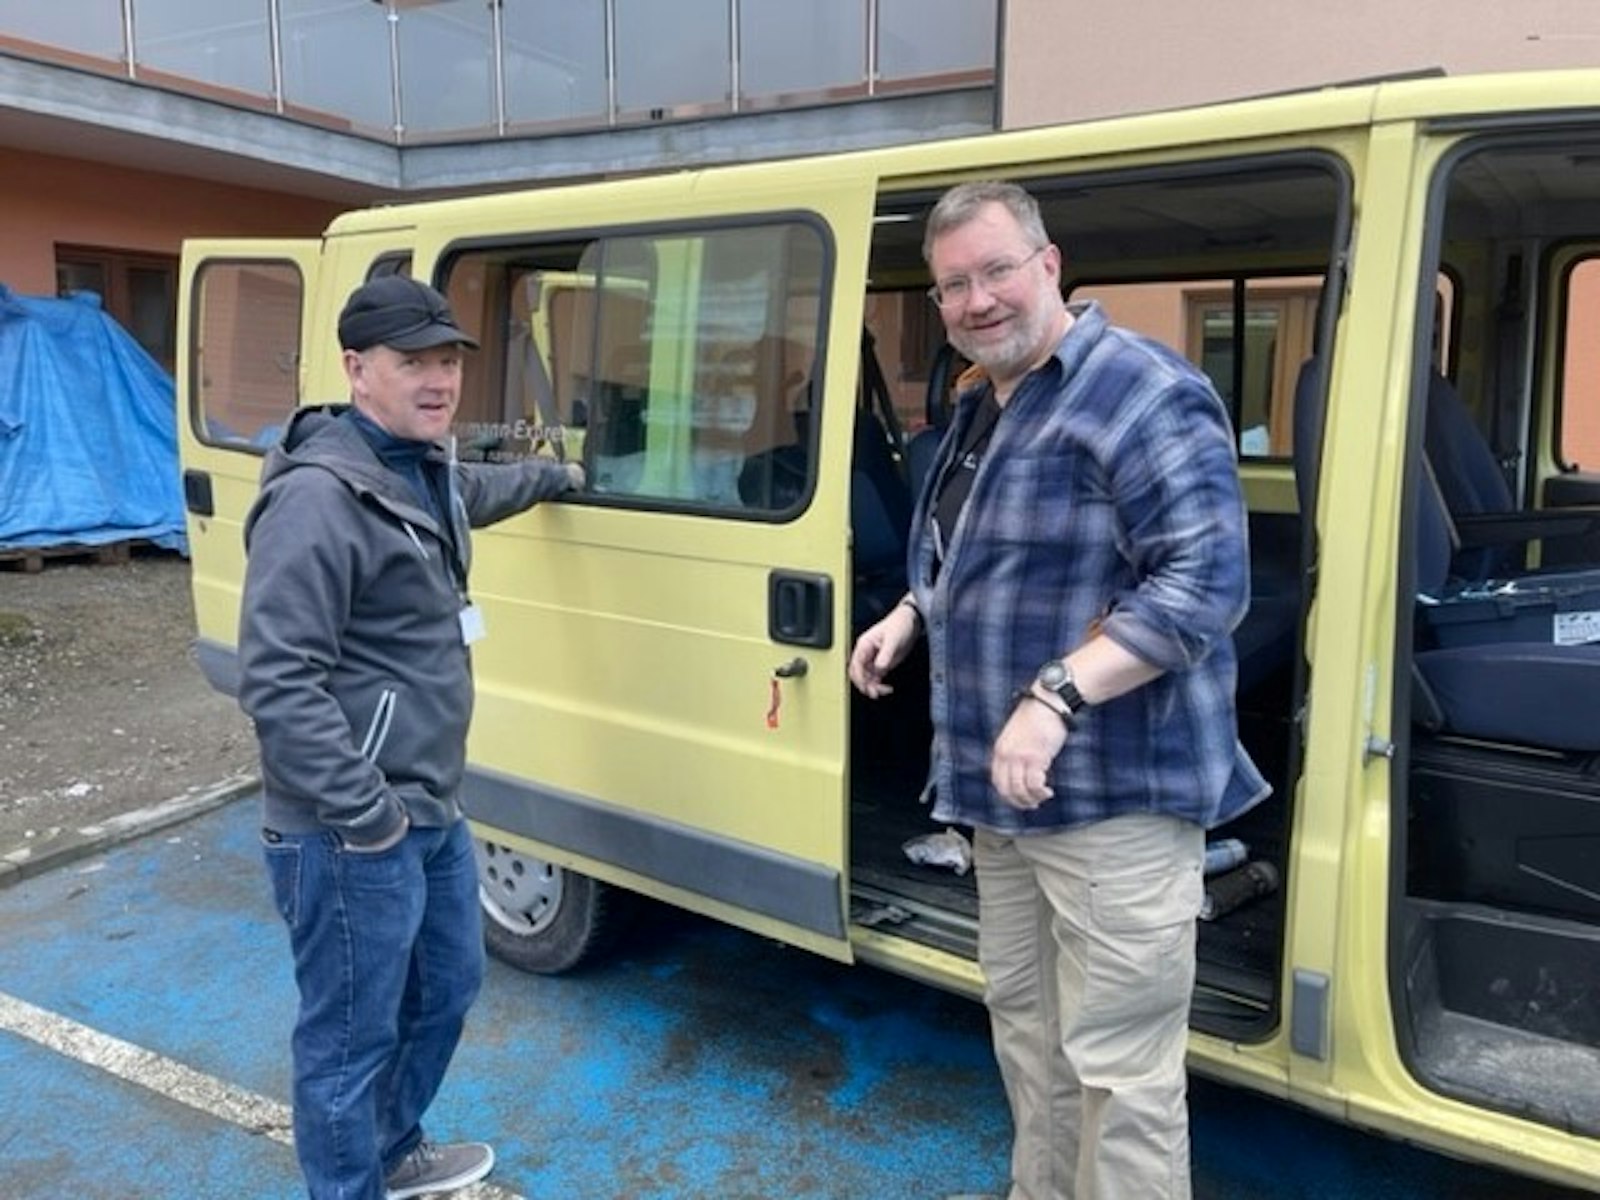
top-left (464, 767), bottom-right (846, 942)
top-left (179, 73), bottom-right (1600, 1189)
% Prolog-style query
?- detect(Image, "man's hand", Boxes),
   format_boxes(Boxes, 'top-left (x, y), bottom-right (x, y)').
top-left (847, 602), bottom-right (920, 698)
top-left (564, 462), bottom-right (586, 491)
top-left (989, 694), bottom-right (1069, 809)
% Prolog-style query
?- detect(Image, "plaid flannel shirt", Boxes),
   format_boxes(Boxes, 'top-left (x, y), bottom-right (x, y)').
top-left (910, 302), bottom-right (1270, 834)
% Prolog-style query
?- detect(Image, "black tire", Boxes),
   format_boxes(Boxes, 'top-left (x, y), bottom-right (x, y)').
top-left (473, 837), bottom-right (624, 974)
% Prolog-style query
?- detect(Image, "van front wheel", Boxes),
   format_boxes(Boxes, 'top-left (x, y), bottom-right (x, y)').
top-left (473, 838), bottom-right (620, 974)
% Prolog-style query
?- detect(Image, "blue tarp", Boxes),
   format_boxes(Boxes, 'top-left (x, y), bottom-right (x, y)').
top-left (0, 285), bottom-right (186, 554)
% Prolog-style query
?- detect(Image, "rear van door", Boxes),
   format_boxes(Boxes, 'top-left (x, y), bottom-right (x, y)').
top-left (176, 240), bottom-right (321, 695)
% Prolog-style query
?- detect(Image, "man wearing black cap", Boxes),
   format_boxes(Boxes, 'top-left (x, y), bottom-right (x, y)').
top-left (239, 276), bottom-right (582, 1199)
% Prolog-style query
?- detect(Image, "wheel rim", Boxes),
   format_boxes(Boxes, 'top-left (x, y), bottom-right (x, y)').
top-left (474, 839), bottom-right (564, 936)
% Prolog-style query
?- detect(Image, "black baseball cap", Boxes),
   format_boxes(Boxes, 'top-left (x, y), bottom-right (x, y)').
top-left (337, 275), bottom-right (479, 352)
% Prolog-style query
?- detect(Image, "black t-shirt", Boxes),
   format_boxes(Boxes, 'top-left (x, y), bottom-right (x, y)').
top-left (932, 388), bottom-right (1003, 567)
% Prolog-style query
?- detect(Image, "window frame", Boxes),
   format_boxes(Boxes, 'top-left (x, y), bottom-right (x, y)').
top-left (187, 257), bottom-right (307, 454)
top-left (437, 210), bottom-right (836, 523)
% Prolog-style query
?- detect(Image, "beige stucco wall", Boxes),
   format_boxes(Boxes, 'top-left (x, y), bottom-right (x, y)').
top-left (1001, 0), bottom-right (1600, 128)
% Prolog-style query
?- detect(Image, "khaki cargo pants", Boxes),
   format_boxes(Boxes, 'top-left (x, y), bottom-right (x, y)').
top-left (974, 814), bottom-right (1204, 1200)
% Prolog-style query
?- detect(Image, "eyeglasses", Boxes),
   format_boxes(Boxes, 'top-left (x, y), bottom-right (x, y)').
top-left (927, 246), bottom-right (1046, 308)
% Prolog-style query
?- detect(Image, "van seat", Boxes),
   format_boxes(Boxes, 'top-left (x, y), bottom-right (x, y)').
top-left (1297, 354), bottom-right (1600, 753)
top-left (1415, 643), bottom-right (1600, 752)
top-left (851, 409), bottom-right (914, 629)
top-left (905, 426), bottom-right (945, 500)
top-left (1424, 370), bottom-right (1600, 578)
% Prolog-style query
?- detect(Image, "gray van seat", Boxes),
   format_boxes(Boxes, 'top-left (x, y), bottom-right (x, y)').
top-left (1296, 356), bottom-right (1600, 753)
top-left (1235, 551), bottom-right (1301, 694)
top-left (1413, 642), bottom-right (1600, 752)
top-left (852, 408), bottom-right (913, 629)
top-left (905, 426), bottom-right (945, 501)
top-left (1413, 477), bottom-right (1600, 751)
top-left (1423, 370), bottom-right (1600, 579)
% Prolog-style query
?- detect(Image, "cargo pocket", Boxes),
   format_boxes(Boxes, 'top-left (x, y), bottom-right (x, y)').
top-left (1081, 862), bottom-right (1202, 1028)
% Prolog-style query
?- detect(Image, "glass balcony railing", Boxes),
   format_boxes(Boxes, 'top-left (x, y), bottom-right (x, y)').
top-left (0, 0), bottom-right (996, 144)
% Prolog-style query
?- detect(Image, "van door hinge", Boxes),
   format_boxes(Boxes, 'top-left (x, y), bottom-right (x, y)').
top-left (1363, 734), bottom-right (1395, 763)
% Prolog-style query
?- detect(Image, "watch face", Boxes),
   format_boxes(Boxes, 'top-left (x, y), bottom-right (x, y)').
top-left (1037, 660), bottom-right (1070, 691)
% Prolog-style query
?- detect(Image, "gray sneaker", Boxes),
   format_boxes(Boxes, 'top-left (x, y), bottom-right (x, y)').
top-left (385, 1140), bottom-right (495, 1199)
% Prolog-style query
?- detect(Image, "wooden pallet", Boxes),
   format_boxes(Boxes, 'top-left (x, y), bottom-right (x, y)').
top-left (0, 540), bottom-right (140, 573)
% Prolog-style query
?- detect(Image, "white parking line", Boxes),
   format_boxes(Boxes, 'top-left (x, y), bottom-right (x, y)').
top-left (0, 990), bottom-right (524, 1199)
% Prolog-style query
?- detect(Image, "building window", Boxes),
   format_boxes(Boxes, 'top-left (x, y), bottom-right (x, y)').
top-left (56, 247), bottom-right (178, 375)
top-left (1185, 285), bottom-right (1319, 458)
top-left (1073, 277), bottom-right (1320, 459)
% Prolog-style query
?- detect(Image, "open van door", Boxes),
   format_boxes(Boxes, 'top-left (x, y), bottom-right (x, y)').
top-left (176, 240), bottom-right (321, 695)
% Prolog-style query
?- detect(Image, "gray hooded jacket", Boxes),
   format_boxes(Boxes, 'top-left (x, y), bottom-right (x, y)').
top-left (239, 405), bottom-right (573, 847)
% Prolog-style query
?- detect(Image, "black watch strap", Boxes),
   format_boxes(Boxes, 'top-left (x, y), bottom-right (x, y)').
top-left (1009, 687), bottom-right (1078, 731)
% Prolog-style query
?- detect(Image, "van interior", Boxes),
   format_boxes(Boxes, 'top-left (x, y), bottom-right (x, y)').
top-left (851, 158), bottom-right (1340, 1051)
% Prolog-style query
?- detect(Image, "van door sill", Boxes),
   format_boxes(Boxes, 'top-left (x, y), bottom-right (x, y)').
top-left (850, 881), bottom-right (979, 960)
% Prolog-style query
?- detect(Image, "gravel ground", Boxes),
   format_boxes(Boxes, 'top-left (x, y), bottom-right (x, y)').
top-left (0, 550), bottom-right (256, 852)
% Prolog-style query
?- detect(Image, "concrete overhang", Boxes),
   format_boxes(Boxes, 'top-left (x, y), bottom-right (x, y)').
top-left (0, 51), bottom-right (994, 204)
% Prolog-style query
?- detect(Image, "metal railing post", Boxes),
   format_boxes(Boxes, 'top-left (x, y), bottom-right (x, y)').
top-left (604, 0), bottom-right (618, 126)
top-left (122, 0), bottom-right (138, 79)
top-left (386, 2), bottom-right (404, 144)
top-left (268, 0), bottom-right (285, 114)
top-left (728, 0), bottom-right (740, 112)
top-left (866, 0), bottom-right (881, 96)
top-left (491, 0), bottom-right (506, 136)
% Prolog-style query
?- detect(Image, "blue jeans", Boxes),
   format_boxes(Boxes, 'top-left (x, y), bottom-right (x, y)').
top-left (263, 819), bottom-right (486, 1200)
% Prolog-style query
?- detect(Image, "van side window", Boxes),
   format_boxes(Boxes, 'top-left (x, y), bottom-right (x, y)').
top-left (190, 260), bottom-right (304, 450)
top-left (1559, 256), bottom-right (1600, 470)
top-left (442, 220), bottom-right (826, 516)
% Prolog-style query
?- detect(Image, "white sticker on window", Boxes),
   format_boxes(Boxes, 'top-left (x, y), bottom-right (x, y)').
top-left (1553, 610), bottom-right (1600, 646)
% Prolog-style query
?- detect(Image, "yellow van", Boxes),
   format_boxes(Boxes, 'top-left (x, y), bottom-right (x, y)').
top-left (178, 70), bottom-right (1600, 1190)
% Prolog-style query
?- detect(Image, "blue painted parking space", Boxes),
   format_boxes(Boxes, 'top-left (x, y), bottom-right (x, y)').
top-left (0, 796), bottom-right (1586, 1199)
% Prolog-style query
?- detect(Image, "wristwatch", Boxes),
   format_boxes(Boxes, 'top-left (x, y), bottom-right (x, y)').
top-left (1036, 659), bottom-right (1089, 716)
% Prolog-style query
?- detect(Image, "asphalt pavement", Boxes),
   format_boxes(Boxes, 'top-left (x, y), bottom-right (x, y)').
top-left (0, 791), bottom-right (1587, 1199)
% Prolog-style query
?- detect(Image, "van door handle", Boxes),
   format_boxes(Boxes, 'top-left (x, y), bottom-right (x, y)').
top-left (768, 570), bottom-right (833, 649)
top-left (183, 469), bottom-right (214, 517)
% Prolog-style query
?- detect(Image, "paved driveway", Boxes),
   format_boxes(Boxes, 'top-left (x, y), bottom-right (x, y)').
top-left (0, 796), bottom-right (1583, 1199)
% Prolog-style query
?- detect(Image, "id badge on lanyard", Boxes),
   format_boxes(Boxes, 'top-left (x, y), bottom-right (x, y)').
top-left (458, 602), bottom-right (486, 645)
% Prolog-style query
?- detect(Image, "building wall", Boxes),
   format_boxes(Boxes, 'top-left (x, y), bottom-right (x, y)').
top-left (1001, 0), bottom-right (1600, 128)
top-left (0, 147), bottom-right (342, 297)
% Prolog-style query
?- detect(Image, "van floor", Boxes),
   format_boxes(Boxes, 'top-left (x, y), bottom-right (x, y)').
top-left (847, 769), bottom-right (1285, 1031)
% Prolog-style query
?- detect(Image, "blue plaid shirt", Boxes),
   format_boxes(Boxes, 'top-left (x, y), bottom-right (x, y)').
top-left (911, 302), bottom-right (1270, 834)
